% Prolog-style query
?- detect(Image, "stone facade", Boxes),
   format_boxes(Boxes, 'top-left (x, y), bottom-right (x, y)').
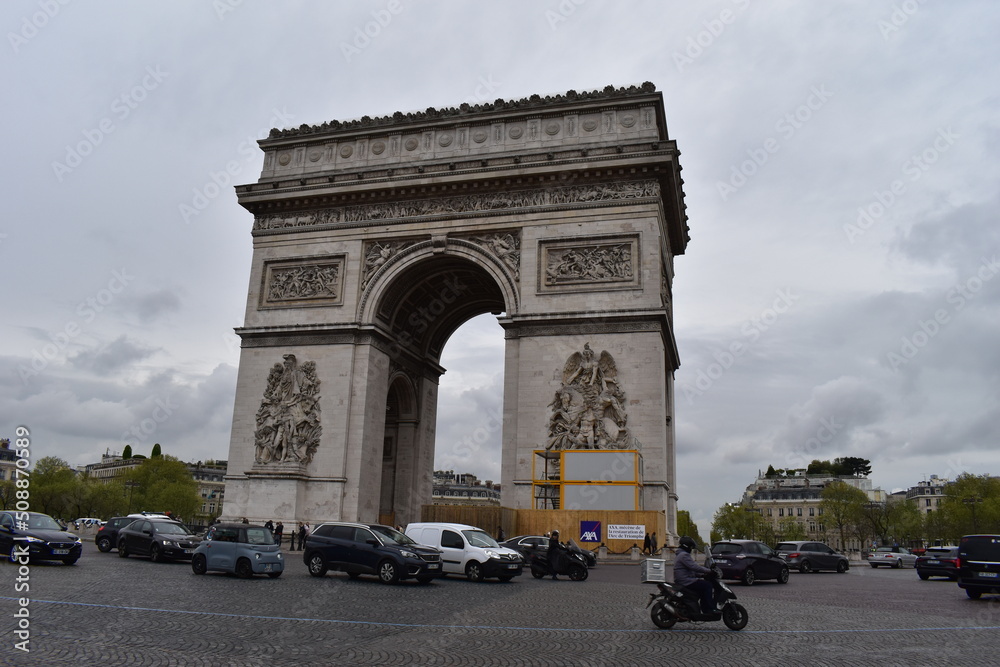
top-left (222, 84), bottom-right (689, 534)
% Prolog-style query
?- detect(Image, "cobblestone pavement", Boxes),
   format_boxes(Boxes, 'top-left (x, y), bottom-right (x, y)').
top-left (2, 543), bottom-right (999, 666)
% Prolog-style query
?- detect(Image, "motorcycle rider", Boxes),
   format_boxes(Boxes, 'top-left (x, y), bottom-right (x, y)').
top-left (672, 536), bottom-right (717, 616)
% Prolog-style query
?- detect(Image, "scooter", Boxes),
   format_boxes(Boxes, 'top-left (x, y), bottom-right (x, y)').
top-left (646, 564), bottom-right (749, 630)
top-left (529, 540), bottom-right (589, 581)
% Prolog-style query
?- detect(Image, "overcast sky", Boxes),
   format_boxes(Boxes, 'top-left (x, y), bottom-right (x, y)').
top-left (4, 1), bottom-right (998, 537)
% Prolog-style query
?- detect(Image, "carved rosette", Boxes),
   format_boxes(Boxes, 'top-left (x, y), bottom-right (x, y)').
top-left (253, 354), bottom-right (322, 466)
top-left (547, 343), bottom-right (629, 451)
top-left (253, 180), bottom-right (660, 232)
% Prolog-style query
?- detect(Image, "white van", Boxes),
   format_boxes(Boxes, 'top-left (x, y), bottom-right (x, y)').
top-left (404, 522), bottom-right (523, 581)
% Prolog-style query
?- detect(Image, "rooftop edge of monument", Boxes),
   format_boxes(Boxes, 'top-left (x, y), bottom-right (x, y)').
top-left (265, 82), bottom-right (659, 141)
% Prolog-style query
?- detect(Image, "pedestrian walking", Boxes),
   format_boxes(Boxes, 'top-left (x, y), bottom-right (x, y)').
top-left (643, 532), bottom-right (651, 554)
top-left (651, 532), bottom-right (658, 555)
top-left (297, 522), bottom-right (307, 551)
top-left (274, 521), bottom-right (284, 546)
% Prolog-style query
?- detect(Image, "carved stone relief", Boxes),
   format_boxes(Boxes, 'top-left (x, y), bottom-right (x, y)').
top-left (540, 235), bottom-right (639, 291)
top-left (361, 240), bottom-right (419, 290)
top-left (261, 258), bottom-right (344, 307)
top-left (253, 354), bottom-right (322, 466)
top-left (547, 343), bottom-right (629, 451)
top-left (468, 231), bottom-right (520, 281)
top-left (253, 180), bottom-right (660, 232)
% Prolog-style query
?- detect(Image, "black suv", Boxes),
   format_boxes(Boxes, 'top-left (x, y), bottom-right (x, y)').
top-left (117, 519), bottom-right (202, 562)
top-left (1, 510), bottom-right (82, 565)
top-left (304, 522), bottom-right (442, 584)
top-left (957, 534), bottom-right (1000, 599)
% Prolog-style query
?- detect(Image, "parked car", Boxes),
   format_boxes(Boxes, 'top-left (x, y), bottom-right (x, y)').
top-left (957, 534), bottom-right (1000, 599)
top-left (0, 510), bottom-right (82, 565)
top-left (710, 540), bottom-right (790, 585)
top-left (191, 523), bottom-right (283, 578)
top-left (868, 546), bottom-right (917, 568)
top-left (304, 522), bottom-right (442, 584)
top-left (117, 518), bottom-right (202, 562)
top-left (500, 534), bottom-right (597, 567)
top-left (405, 522), bottom-right (523, 582)
top-left (73, 517), bottom-right (104, 528)
top-left (914, 546), bottom-right (959, 580)
top-left (776, 541), bottom-right (850, 573)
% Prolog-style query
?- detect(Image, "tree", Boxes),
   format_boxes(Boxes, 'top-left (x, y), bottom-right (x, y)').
top-left (711, 502), bottom-right (768, 542)
top-left (677, 509), bottom-right (705, 547)
top-left (777, 516), bottom-right (808, 541)
top-left (765, 465), bottom-right (777, 478)
top-left (122, 444), bottom-right (133, 459)
top-left (122, 456), bottom-right (200, 520)
top-left (151, 443), bottom-right (162, 458)
top-left (937, 473), bottom-right (1000, 537)
top-left (820, 480), bottom-right (867, 550)
top-left (837, 457), bottom-right (872, 478)
top-left (30, 456), bottom-right (77, 518)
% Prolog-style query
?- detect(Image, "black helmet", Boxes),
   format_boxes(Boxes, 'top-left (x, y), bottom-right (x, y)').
top-left (551, 530), bottom-right (559, 537)
top-left (679, 536), bottom-right (697, 552)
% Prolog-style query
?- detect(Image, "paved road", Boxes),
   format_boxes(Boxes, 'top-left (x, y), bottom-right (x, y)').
top-left (2, 543), bottom-right (998, 666)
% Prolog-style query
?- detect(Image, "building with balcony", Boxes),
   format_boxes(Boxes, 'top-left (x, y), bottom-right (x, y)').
top-left (432, 470), bottom-right (501, 506)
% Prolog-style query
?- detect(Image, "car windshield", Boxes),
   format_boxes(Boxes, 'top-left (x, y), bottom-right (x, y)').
top-left (463, 530), bottom-right (499, 548)
top-left (153, 522), bottom-right (193, 535)
top-left (26, 514), bottom-right (63, 531)
top-left (371, 525), bottom-right (416, 546)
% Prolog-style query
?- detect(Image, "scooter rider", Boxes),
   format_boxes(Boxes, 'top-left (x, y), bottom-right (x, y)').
top-left (548, 530), bottom-right (561, 580)
top-left (673, 536), bottom-right (717, 615)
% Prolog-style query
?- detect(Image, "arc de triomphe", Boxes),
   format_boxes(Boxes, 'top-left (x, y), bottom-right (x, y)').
top-left (221, 83), bottom-right (689, 533)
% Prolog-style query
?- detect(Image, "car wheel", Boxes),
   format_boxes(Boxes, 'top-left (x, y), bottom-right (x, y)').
top-left (235, 558), bottom-right (253, 579)
top-left (892, 558), bottom-right (901, 569)
top-left (837, 560), bottom-right (849, 573)
top-left (307, 553), bottom-right (327, 577)
top-left (149, 544), bottom-right (162, 563)
top-left (8, 545), bottom-right (19, 564)
top-left (466, 561), bottom-right (485, 582)
top-left (96, 536), bottom-right (113, 553)
top-left (966, 589), bottom-right (982, 600)
top-left (531, 567), bottom-right (545, 579)
top-left (267, 571), bottom-right (282, 579)
top-left (722, 603), bottom-right (749, 631)
top-left (118, 542), bottom-right (129, 558)
top-left (650, 602), bottom-right (677, 629)
top-left (378, 559), bottom-right (400, 584)
top-left (917, 571), bottom-right (929, 580)
top-left (799, 560), bottom-right (811, 574)
top-left (777, 566), bottom-right (789, 584)
top-left (568, 564), bottom-right (588, 581)
top-left (191, 554), bottom-right (207, 575)
top-left (741, 566), bottom-right (756, 586)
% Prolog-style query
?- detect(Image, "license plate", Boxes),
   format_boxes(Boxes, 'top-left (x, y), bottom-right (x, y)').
top-left (507, 564), bottom-right (518, 569)
top-left (264, 564), bottom-right (273, 572)
top-left (978, 572), bottom-right (998, 578)
top-left (715, 560), bottom-right (729, 565)
top-left (428, 563), bottom-right (439, 569)
top-left (53, 549), bottom-right (69, 555)
top-left (927, 560), bottom-right (940, 565)
top-left (184, 549), bottom-right (194, 554)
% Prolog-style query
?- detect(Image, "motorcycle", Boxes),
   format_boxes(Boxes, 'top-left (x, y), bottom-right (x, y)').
top-left (529, 539), bottom-right (589, 581)
top-left (646, 563), bottom-right (748, 630)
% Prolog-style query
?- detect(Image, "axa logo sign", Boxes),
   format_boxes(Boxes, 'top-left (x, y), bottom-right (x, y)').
top-left (580, 521), bottom-right (601, 543)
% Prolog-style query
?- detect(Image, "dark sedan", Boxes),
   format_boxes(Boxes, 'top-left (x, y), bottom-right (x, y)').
top-left (915, 546), bottom-right (959, 580)
top-left (499, 535), bottom-right (597, 567)
top-left (710, 539), bottom-right (790, 585)
top-left (117, 519), bottom-right (201, 562)
top-left (0, 510), bottom-right (82, 565)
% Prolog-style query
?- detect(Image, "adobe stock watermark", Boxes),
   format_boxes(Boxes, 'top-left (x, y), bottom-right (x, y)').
top-left (544, 0), bottom-right (587, 31)
top-left (120, 395), bottom-right (178, 446)
top-left (843, 127), bottom-right (959, 244)
top-left (886, 255), bottom-right (999, 372)
top-left (716, 84), bottom-right (833, 202)
top-left (17, 269), bottom-right (134, 383)
top-left (212, 0), bottom-right (244, 20)
top-left (51, 65), bottom-right (169, 183)
top-left (673, 0), bottom-right (751, 73)
top-left (8, 0), bottom-right (72, 54)
top-left (340, 0), bottom-right (405, 63)
top-left (179, 107), bottom-right (293, 224)
top-left (682, 288), bottom-right (800, 403)
top-left (783, 416), bottom-right (844, 470)
top-left (451, 407), bottom-right (502, 464)
top-left (11, 425), bottom-right (32, 653)
top-left (461, 75), bottom-right (502, 107)
top-left (877, 0), bottom-right (928, 40)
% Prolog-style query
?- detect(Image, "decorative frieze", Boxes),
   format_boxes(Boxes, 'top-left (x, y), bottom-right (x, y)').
top-left (261, 257), bottom-right (344, 308)
top-left (253, 354), bottom-right (322, 466)
top-left (253, 180), bottom-right (660, 233)
top-left (361, 240), bottom-right (422, 290)
top-left (465, 231), bottom-right (520, 281)
top-left (539, 234), bottom-right (640, 292)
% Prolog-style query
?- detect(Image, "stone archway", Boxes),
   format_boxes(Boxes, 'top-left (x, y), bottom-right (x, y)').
top-left (221, 83), bottom-right (690, 536)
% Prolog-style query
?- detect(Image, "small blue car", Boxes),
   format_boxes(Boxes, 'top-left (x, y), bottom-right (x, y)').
top-left (191, 523), bottom-right (283, 578)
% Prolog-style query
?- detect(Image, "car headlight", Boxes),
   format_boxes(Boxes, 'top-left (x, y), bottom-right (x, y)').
top-left (255, 553), bottom-right (261, 559)
top-left (22, 536), bottom-right (44, 544)
top-left (484, 549), bottom-right (498, 559)
top-left (161, 540), bottom-right (177, 548)
top-left (276, 553), bottom-right (282, 560)
top-left (399, 550), bottom-right (417, 559)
